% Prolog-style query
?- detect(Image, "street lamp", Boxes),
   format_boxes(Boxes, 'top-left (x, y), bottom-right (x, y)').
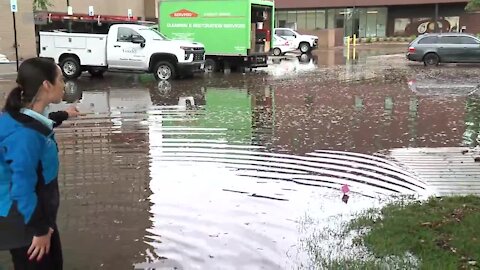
top-left (66, 0), bottom-right (72, 32)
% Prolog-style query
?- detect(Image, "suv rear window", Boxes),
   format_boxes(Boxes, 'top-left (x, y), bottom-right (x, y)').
top-left (418, 36), bottom-right (438, 44)
top-left (460, 36), bottom-right (480, 44)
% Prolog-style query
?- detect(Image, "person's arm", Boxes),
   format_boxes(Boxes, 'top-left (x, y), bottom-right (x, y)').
top-left (48, 111), bottom-right (69, 128)
top-left (4, 130), bottom-right (49, 236)
top-left (48, 106), bottom-right (80, 128)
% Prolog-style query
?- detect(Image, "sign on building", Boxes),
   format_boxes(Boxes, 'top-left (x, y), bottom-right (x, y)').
top-left (10, 0), bottom-right (18, 13)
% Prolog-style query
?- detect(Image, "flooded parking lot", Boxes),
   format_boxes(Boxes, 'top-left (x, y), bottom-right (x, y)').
top-left (1, 52), bottom-right (480, 269)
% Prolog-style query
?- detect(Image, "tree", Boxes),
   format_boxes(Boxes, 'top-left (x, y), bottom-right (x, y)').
top-left (466, 0), bottom-right (480, 11)
top-left (33, 0), bottom-right (52, 11)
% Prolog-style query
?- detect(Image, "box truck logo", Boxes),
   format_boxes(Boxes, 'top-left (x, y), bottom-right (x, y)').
top-left (170, 9), bottom-right (198, 18)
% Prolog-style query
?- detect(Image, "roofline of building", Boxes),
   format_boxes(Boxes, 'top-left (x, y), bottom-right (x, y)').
top-left (275, 0), bottom-right (468, 9)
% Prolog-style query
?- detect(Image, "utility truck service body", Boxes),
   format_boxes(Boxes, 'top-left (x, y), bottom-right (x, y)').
top-left (39, 24), bottom-right (205, 80)
top-left (159, 0), bottom-right (274, 72)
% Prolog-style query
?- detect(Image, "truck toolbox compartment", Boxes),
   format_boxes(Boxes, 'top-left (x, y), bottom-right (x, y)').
top-left (54, 36), bottom-right (87, 49)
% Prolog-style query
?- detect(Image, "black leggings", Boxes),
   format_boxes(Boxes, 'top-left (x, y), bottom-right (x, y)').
top-left (9, 229), bottom-right (63, 270)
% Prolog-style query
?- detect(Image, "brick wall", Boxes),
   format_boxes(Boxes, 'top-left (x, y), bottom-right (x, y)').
top-left (0, 0), bottom-right (37, 61)
top-left (460, 13), bottom-right (480, 35)
top-left (300, 28), bottom-right (344, 48)
top-left (144, 0), bottom-right (160, 21)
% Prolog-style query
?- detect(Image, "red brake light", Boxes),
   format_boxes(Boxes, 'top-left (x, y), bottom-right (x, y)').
top-left (408, 47), bottom-right (416, 53)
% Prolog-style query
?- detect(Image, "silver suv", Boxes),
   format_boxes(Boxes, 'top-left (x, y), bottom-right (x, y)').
top-left (406, 33), bottom-right (480, 66)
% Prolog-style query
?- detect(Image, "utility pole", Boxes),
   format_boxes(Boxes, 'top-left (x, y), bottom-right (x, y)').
top-left (67, 0), bottom-right (72, 32)
top-left (10, 0), bottom-right (19, 71)
top-left (352, 0), bottom-right (356, 38)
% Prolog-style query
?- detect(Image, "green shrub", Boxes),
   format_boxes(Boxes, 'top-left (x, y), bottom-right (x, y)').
top-left (366, 37), bottom-right (372, 43)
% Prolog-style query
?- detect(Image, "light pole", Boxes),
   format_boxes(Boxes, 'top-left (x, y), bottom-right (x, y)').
top-left (352, 0), bottom-right (356, 37)
top-left (67, 0), bottom-right (72, 32)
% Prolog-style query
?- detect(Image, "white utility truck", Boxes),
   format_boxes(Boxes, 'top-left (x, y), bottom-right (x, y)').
top-left (274, 28), bottom-right (319, 53)
top-left (39, 24), bottom-right (205, 81)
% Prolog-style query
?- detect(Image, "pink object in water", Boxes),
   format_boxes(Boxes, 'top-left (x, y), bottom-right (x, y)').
top-left (341, 185), bottom-right (350, 194)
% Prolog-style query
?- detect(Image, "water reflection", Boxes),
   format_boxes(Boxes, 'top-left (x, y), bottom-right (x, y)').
top-left (268, 54), bottom-right (318, 77)
top-left (140, 79), bottom-right (425, 268)
top-left (408, 78), bottom-right (479, 97)
top-left (38, 76), bottom-right (433, 269)
top-left (49, 84), bottom-right (153, 269)
top-left (405, 77), bottom-right (480, 148)
top-left (463, 98), bottom-right (480, 147)
top-left (12, 71), bottom-right (480, 268)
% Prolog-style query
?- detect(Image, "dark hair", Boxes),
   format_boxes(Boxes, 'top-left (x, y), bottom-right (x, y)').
top-left (3, 57), bottom-right (59, 113)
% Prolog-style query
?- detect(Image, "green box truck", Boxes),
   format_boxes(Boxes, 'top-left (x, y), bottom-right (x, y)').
top-left (159, 0), bottom-right (274, 72)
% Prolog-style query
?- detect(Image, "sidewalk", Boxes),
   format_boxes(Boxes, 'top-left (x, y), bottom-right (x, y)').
top-left (0, 63), bottom-right (17, 78)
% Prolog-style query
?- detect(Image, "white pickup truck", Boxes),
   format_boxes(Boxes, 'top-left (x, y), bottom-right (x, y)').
top-left (39, 24), bottom-right (205, 81)
top-left (274, 28), bottom-right (319, 53)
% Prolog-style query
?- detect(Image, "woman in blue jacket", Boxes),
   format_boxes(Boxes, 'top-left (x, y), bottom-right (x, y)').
top-left (0, 57), bottom-right (67, 269)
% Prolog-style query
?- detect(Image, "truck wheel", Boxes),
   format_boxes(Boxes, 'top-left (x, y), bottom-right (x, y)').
top-left (154, 61), bottom-right (176, 81)
top-left (299, 42), bottom-right (311, 53)
top-left (273, 48), bottom-right (282, 56)
top-left (88, 67), bottom-right (106, 77)
top-left (60, 57), bottom-right (81, 79)
top-left (204, 59), bottom-right (217, 73)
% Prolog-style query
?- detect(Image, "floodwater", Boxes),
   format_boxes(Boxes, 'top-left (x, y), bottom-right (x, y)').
top-left (1, 53), bottom-right (480, 269)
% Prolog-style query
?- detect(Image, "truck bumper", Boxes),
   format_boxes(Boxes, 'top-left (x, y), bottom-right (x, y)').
top-left (246, 54), bottom-right (268, 68)
top-left (178, 61), bottom-right (205, 74)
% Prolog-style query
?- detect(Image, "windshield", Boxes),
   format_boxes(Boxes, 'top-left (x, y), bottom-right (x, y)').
top-left (138, 28), bottom-right (169, 40)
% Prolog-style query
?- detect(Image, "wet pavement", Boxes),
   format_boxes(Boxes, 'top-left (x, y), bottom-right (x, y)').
top-left (1, 48), bottom-right (480, 269)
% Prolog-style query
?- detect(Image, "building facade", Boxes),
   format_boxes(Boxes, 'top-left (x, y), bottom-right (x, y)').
top-left (275, 0), bottom-right (479, 38)
top-left (0, 0), bottom-right (159, 61)
top-left (48, 0), bottom-right (146, 20)
top-left (0, 0), bottom-right (37, 61)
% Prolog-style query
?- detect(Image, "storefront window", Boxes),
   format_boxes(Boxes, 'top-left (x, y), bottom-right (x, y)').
top-left (358, 9), bottom-right (367, 37)
top-left (276, 11), bottom-right (288, 28)
top-left (306, 10), bottom-right (316, 30)
top-left (316, 10), bottom-right (326, 29)
top-left (335, 9), bottom-right (346, 28)
top-left (366, 9), bottom-right (377, 37)
top-left (394, 18), bottom-right (410, 36)
top-left (344, 8), bottom-right (354, 37)
top-left (287, 11), bottom-right (297, 29)
top-left (393, 15), bottom-right (460, 36)
top-left (275, 6), bottom-right (386, 36)
top-left (376, 8), bottom-right (387, 37)
top-left (352, 7), bottom-right (388, 37)
top-left (327, 9), bottom-right (335, 29)
top-left (297, 11), bottom-right (307, 30)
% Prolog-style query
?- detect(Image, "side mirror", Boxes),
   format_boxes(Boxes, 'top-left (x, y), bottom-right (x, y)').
top-left (132, 35), bottom-right (145, 45)
top-left (293, 34), bottom-right (297, 38)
